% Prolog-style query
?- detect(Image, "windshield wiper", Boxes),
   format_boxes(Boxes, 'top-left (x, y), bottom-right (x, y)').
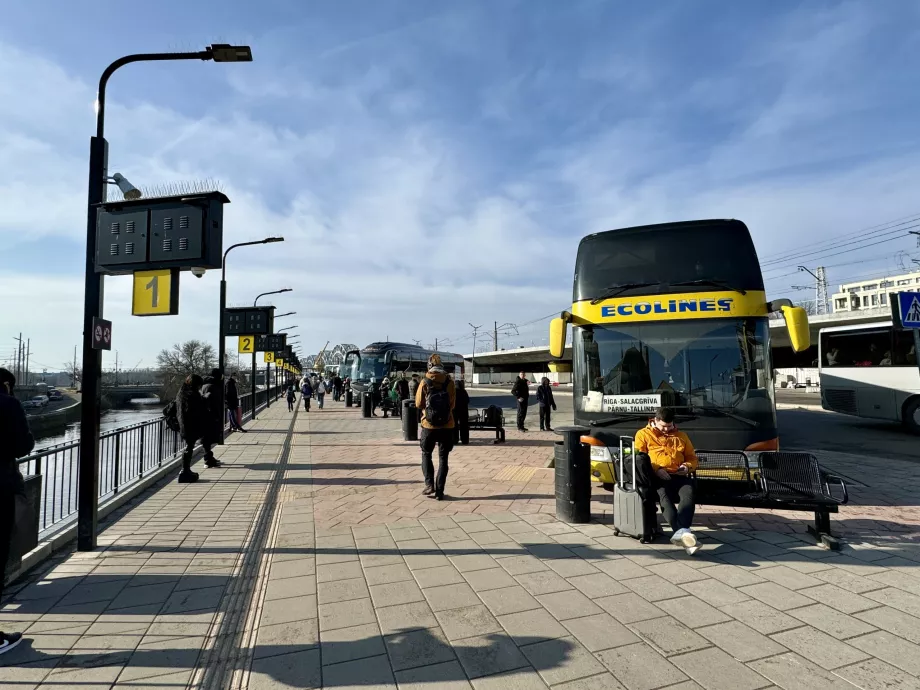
top-left (671, 279), bottom-right (747, 295)
top-left (692, 406), bottom-right (759, 427)
top-left (590, 282), bottom-right (659, 305)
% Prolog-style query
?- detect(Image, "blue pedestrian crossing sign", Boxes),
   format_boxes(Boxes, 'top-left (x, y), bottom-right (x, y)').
top-left (897, 292), bottom-right (920, 329)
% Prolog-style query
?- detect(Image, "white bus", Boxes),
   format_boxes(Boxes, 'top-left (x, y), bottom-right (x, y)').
top-left (818, 321), bottom-right (919, 434)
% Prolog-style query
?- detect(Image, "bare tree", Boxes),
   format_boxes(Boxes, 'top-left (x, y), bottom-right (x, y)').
top-left (63, 361), bottom-right (82, 388)
top-left (156, 340), bottom-right (216, 398)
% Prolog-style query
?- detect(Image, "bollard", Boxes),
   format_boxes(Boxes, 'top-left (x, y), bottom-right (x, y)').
top-left (361, 391), bottom-right (373, 418)
top-left (554, 426), bottom-right (592, 524)
top-left (402, 400), bottom-right (418, 441)
top-left (345, 389), bottom-right (353, 407)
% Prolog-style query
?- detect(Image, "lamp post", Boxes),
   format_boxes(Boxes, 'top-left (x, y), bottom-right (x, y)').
top-left (218, 237), bottom-right (284, 443)
top-left (252, 289), bottom-right (291, 419)
top-left (78, 44), bottom-right (252, 552)
top-left (271, 314), bottom-right (296, 397)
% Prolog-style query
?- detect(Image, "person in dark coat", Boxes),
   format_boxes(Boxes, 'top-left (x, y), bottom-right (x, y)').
top-left (454, 378), bottom-right (471, 445)
top-left (301, 378), bottom-right (313, 411)
top-left (394, 374), bottom-right (411, 417)
top-left (286, 384), bottom-right (296, 411)
top-left (511, 371), bottom-right (530, 431)
top-left (0, 368), bottom-right (32, 655)
top-left (176, 374), bottom-right (212, 482)
top-left (199, 369), bottom-right (224, 466)
top-left (225, 375), bottom-right (246, 432)
top-left (333, 375), bottom-right (344, 402)
top-left (536, 377), bottom-right (557, 431)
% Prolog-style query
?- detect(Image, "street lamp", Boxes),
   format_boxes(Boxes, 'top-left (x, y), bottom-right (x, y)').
top-left (275, 312), bottom-right (296, 318)
top-left (78, 44), bottom-right (253, 552)
top-left (251, 288), bottom-right (292, 419)
top-left (217, 236), bottom-right (284, 443)
top-left (278, 325), bottom-right (298, 332)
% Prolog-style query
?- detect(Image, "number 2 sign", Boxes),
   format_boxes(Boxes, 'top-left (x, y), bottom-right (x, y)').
top-left (239, 336), bottom-right (255, 354)
top-left (132, 269), bottom-right (180, 316)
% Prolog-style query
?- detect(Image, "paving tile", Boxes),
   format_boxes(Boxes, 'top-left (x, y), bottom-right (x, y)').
top-left (645, 561), bottom-right (710, 585)
top-left (680, 578), bottom-right (750, 607)
top-left (449, 552), bottom-right (500, 573)
top-left (320, 653), bottom-right (396, 689)
top-left (696, 621), bottom-right (786, 662)
top-left (363, 563), bottom-right (413, 586)
top-left (594, 559), bottom-right (652, 581)
top-left (545, 558), bottom-right (602, 578)
top-left (738, 582), bottom-right (815, 611)
top-left (272, 557), bottom-right (317, 581)
top-left (630, 616), bottom-right (710, 656)
top-left (498, 608), bottom-right (569, 644)
top-left (107, 581), bottom-right (176, 610)
top-left (788, 603), bottom-right (877, 640)
top-left (595, 592), bottom-right (665, 625)
top-left (254, 619), bottom-right (320, 659)
top-left (425, 583), bottom-right (482, 612)
top-left (320, 622), bottom-right (386, 666)
top-left (463, 567), bottom-right (517, 592)
top-left (848, 631), bottom-right (920, 677)
top-left (797, 584), bottom-right (880, 615)
top-left (414, 564), bottom-right (466, 589)
top-left (395, 660), bottom-right (472, 690)
top-left (437, 605), bottom-right (502, 641)
top-left (670, 647), bottom-right (769, 690)
top-left (369, 580), bottom-right (424, 608)
top-left (515, 570), bottom-right (575, 596)
top-left (317, 577), bottom-right (370, 605)
top-left (855, 606), bottom-right (920, 644)
top-left (596, 642), bottom-right (688, 690)
top-left (384, 626), bottom-right (456, 671)
top-left (405, 552), bottom-right (452, 571)
top-left (567, 573), bottom-right (629, 598)
top-left (536, 589), bottom-right (603, 621)
top-left (658, 596), bottom-right (730, 628)
top-left (867, 569), bottom-right (920, 596)
top-left (477, 585), bottom-right (542, 617)
top-left (562, 612), bottom-right (640, 652)
top-left (750, 652), bottom-right (858, 690)
top-left (498, 554), bottom-right (551, 576)
top-left (553, 672), bottom-right (627, 689)
top-left (864, 587), bottom-right (920, 618)
top-left (756, 565), bottom-right (823, 590)
top-left (265, 574), bottom-right (317, 602)
top-left (771, 626), bottom-right (870, 670)
top-left (719, 600), bottom-right (802, 635)
top-left (703, 563), bottom-right (766, 588)
top-left (520, 635), bottom-right (605, 686)
top-left (455, 633), bottom-right (530, 680)
top-left (260, 594), bottom-right (318, 627)
top-left (376, 601), bottom-right (438, 635)
top-left (317, 560), bottom-right (363, 583)
top-left (319, 597), bottom-right (376, 632)
top-left (833, 658), bottom-right (920, 690)
top-left (624, 575), bottom-right (687, 602)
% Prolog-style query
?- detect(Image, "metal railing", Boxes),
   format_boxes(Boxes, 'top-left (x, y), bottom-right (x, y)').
top-left (18, 384), bottom-right (285, 538)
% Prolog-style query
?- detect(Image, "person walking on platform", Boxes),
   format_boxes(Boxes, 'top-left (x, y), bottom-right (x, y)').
top-left (454, 378), bottom-right (471, 445)
top-left (536, 377), bottom-right (557, 432)
top-left (0, 368), bottom-right (33, 655)
top-left (301, 378), bottom-right (313, 411)
top-left (415, 354), bottom-right (456, 500)
top-left (333, 374), bottom-right (344, 402)
top-left (176, 374), bottom-right (212, 483)
top-left (394, 374), bottom-right (410, 418)
top-left (409, 373), bottom-right (421, 400)
top-left (199, 369), bottom-right (223, 468)
top-left (511, 371), bottom-right (530, 431)
top-left (286, 384), bottom-right (296, 412)
top-left (316, 378), bottom-right (327, 409)
top-left (224, 375), bottom-right (246, 433)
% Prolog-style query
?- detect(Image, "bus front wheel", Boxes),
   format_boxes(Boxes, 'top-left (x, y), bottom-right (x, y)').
top-left (904, 398), bottom-right (920, 436)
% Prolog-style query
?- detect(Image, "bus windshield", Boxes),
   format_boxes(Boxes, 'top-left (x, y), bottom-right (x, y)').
top-left (353, 354), bottom-right (388, 381)
top-left (575, 318), bottom-right (772, 414)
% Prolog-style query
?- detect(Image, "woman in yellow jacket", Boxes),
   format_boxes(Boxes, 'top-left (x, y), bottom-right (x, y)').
top-left (635, 407), bottom-right (700, 554)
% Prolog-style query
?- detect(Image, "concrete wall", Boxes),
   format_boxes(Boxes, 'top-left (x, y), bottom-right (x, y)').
top-left (473, 371), bottom-right (572, 385)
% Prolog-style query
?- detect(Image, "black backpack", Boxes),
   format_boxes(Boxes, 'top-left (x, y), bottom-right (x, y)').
top-left (163, 400), bottom-right (181, 432)
top-left (424, 377), bottom-right (452, 427)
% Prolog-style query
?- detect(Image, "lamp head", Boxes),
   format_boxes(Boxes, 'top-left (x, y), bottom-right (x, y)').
top-left (111, 173), bottom-right (142, 200)
top-left (263, 236), bottom-right (284, 244)
top-left (208, 44), bottom-right (253, 63)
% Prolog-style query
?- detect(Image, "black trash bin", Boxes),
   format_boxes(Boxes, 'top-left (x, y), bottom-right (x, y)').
top-left (402, 400), bottom-right (418, 441)
top-left (554, 426), bottom-right (591, 523)
top-left (344, 389), bottom-right (353, 407)
top-left (361, 391), bottom-right (373, 418)
top-left (4, 473), bottom-right (42, 579)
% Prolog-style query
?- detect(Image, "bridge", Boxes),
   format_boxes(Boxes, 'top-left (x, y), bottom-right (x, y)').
top-left (101, 383), bottom-right (163, 404)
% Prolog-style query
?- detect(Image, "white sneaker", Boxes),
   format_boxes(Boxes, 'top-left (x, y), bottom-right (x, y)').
top-left (0, 632), bottom-right (23, 656)
top-left (685, 545), bottom-right (701, 556)
top-left (680, 530), bottom-right (698, 549)
top-left (669, 529), bottom-right (686, 545)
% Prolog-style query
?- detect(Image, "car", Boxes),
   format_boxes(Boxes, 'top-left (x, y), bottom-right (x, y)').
top-left (48, 390), bottom-right (64, 401)
top-left (30, 395), bottom-right (50, 407)
top-left (22, 399), bottom-right (40, 409)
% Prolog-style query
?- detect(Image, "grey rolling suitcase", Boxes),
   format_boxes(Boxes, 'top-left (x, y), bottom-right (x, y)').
top-left (612, 436), bottom-right (651, 543)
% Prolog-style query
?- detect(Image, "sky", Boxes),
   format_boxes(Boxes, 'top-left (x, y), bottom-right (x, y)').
top-left (2, 0), bottom-right (919, 375)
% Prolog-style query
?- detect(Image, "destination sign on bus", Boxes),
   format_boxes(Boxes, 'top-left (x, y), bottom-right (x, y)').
top-left (602, 394), bottom-right (661, 413)
top-left (572, 290), bottom-right (768, 324)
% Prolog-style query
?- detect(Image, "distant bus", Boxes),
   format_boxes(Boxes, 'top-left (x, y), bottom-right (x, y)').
top-left (342, 342), bottom-right (465, 400)
top-left (818, 321), bottom-right (920, 434)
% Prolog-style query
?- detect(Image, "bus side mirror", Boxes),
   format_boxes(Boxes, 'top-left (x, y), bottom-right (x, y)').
top-left (549, 318), bottom-right (567, 359)
top-left (782, 305), bottom-right (810, 353)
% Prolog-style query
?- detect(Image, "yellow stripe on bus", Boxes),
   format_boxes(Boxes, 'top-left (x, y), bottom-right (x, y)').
top-left (571, 290), bottom-right (768, 324)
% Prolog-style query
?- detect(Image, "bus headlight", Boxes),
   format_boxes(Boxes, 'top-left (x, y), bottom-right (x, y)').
top-left (590, 446), bottom-right (612, 462)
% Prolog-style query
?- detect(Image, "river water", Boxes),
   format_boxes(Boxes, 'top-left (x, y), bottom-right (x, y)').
top-left (34, 402), bottom-right (162, 450)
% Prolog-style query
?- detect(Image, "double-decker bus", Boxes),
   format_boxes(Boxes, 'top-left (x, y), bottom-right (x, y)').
top-left (818, 321), bottom-right (920, 434)
top-left (548, 219), bottom-right (810, 486)
top-left (342, 342), bottom-right (465, 403)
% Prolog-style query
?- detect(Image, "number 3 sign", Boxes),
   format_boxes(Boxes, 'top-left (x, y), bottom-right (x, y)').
top-left (132, 269), bottom-right (180, 316)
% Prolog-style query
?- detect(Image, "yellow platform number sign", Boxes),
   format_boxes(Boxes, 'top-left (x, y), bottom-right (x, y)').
top-left (132, 269), bottom-right (179, 316)
top-left (239, 336), bottom-right (255, 354)
top-left (264, 351), bottom-right (275, 363)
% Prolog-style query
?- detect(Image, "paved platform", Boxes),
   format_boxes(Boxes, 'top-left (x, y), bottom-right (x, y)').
top-left (2, 399), bottom-right (920, 689)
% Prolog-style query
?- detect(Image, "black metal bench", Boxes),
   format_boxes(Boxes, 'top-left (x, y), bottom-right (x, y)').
top-left (467, 406), bottom-right (506, 444)
top-left (694, 450), bottom-right (848, 550)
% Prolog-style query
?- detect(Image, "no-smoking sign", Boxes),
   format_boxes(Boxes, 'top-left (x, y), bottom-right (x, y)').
top-left (92, 317), bottom-right (113, 351)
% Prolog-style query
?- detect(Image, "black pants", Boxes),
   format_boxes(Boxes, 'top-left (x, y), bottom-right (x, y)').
top-left (454, 411), bottom-right (470, 445)
top-left (516, 400), bottom-right (528, 429)
top-left (0, 468), bottom-right (20, 601)
top-left (657, 474), bottom-right (695, 532)
top-left (539, 405), bottom-right (552, 430)
top-left (181, 438), bottom-right (213, 472)
top-left (287, 398), bottom-right (294, 411)
top-left (304, 397), bottom-right (311, 411)
top-left (420, 427), bottom-right (453, 495)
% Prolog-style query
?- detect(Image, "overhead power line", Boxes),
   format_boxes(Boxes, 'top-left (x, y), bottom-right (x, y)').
top-left (761, 222), bottom-right (920, 268)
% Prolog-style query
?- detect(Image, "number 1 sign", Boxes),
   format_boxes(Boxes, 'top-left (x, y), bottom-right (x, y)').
top-left (131, 269), bottom-right (180, 316)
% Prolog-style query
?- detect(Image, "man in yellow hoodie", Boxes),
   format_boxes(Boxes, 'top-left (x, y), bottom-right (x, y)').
top-left (415, 354), bottom-right (456, 500)
top-left (634, 407), bottom-right (700, 554)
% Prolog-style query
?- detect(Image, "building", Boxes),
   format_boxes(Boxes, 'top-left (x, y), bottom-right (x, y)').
top-left (831, 270), bottom-right (920, 313)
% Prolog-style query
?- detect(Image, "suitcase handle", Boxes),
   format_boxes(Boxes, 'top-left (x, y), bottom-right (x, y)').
top-left (618, 436), bottom-right (635, 491)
